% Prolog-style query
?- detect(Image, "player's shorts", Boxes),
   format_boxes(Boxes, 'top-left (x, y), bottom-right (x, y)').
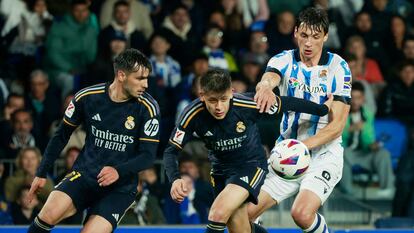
top-left (262, 143), bottom-right (343, 204)
top-left (55, 171), bottom-right (136, 230)
top-left (210, 162), bottom-right (268, 205)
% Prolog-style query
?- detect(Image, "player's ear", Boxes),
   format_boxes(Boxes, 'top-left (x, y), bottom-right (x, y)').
top-left (117, 70), bottom-right (127, 81)
top-left (293, 26), bottom-right (298, 38)
top-left (199, 91), bottom-right (205, 101)
top-left (323, 33), bottom-right (328, 42)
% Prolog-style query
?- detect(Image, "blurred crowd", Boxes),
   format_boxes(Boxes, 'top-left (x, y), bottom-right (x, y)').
top-left (0, 0), bottom-right (413, 226)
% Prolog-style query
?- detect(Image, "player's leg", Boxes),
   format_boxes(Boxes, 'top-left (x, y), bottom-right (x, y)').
top-left (82, 190), bottom-right (135, 233)
top-left (292, 145), bottom-right (343, 233)
top-left (228, 204), bottom-right (268, 233)
top-left (28, 171), bottom-right (88, 233)
top-left (247, 190), bottom-right (277, 221)
top-left (206, 183), bottom-right (250, 233)
top-left (28, 191), bottom-right (77, 233)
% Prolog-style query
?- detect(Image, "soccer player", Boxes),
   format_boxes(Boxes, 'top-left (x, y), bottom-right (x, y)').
top-left (26, 49), bottom-right (160, 233)
top-left (164, 68), bottom-right (332, 233)
top-left (249, 7), bottom-right (351, 233)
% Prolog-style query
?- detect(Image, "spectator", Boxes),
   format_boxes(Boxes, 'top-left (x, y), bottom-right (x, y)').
top-left (175, 53), bottom-right (208, 120)
top-left (25, 70), bottom-right (61, 151)
top-left (202, 26), bottom-right (237, 72)
top-left (378, 60), bottom-right (414, 125)
top-left (0, 109), bottom-right (37, 159)
top-left (238, 0), bottom-right (270, 29)
top-left (265, 10), bottom-right (296, 55)
top-left (100, 0), bottom-right (153, 39)
top-left (403, 36), bottom-right (414, 62)
top-left (54, 147), bottom-right (80, 183)
top-left (231, 75), bottom-right (249, 93)
top-left (149, 33), bottom-right (182, 89)
top-left (340, 82), bottom-right (395, 197)
top-left (121, 168), bottom-right (166, 225)
top-left (386, 15), bottom-right (408, 67)
top-left (43, 0), bottom-right (98, 98)
top-left (85, 30), bottom-right (127, 86)
top-left (0, 162), bottom-right (13, 225)
top-left (4, 147), bottom-right (54, 205)
top-left (10, 185), bottom-right (39, 224)
top-left (240, 30), bottom-right (269, 68)
top-left (345, 35), bottom-right (385, 95)
top-left (99, 0), bottom-right (146, 53)
top-left (157, 3), bottom-right (201, 68)
top-left (240, 55), bottom-right (262, 92)
top-left (0, 93), bottom-right (25, 121)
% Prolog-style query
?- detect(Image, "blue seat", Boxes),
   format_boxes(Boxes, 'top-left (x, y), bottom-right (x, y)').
top-left (374, 119), bottom-right (408, 169)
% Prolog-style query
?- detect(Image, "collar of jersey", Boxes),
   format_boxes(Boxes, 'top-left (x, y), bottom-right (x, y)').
top-left (293, 49), bottom-right (329, 66)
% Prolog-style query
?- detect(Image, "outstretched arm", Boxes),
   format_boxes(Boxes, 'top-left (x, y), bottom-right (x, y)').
top-left (278, 95), bottom-right (332, 116)
top-left (302, 100), bottom-right (350, 150)
top-left (255, 72), bottom-right (281, 113)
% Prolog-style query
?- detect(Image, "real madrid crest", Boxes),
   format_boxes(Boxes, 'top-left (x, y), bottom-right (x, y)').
top-left (125, 116), bottom-right (135, 130)
top-left (236, 121), bottom-right (246, 133)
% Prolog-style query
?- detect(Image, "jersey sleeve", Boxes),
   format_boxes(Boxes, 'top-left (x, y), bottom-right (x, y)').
top-left (332, 59), bottom-right (352, 104)
top-left (265, 51), bottom-right (291, 79)
top-left (63, 97), bottom-right (84, 127)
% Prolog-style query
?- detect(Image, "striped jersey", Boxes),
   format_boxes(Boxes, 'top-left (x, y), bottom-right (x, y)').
top-left (62, 83), bottom-right (160, 189)
top-left (266, 49), bottom-right (351, 151)
top-left (168, 93), bottom-right (272, 172)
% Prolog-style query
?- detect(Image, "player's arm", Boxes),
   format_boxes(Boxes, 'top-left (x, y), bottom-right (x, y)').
top-left (302, 100), bottom-right (350, 150)
top-left (255, 52), bottom-right (290, 113)
top-left (302, 61), bottom-right (352, 150)
top-left (111, 105), bottom-right (161, 181)
top-left (29, 99), bottom-right (82, 202)
top-left (277, 95), bottom-right (332, 116)
top-left (163, 112), bottom-right (196, 203)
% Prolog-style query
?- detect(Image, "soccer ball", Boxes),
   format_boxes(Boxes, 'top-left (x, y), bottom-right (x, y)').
top-left (269, 139), bottom-right (311, 180)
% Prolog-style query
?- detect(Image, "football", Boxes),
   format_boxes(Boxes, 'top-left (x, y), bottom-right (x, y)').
top-left (269, 139), bottom-right (311, 180)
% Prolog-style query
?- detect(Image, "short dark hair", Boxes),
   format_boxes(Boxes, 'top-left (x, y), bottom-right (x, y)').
top-left (11, 109), bottom-right (32, 124)
top-left (296, 7), bottom-right (329, 34)
top-left (200, 69), bottom-right (232, 93)
top-left (113, 48), bottom-right (152, 75)
top-left (403, 35), bottom-right (414, 46)
top-left (6, 93), bottom-right (24, 105)
top-left (352, 81), bottom-right (365, 93)
top-left (113, 0), bottom-right (129, 10)
top-left (71, 0), bottom-right (88, 7)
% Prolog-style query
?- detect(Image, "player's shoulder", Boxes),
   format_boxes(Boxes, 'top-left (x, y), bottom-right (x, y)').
top-left (137, 92), bottom-right (161, 118)
top-left (233, 93), bottom-right (257, 109)
top-left (177, 98), bottom-right (205, 128)
top-left (270, 49), bottom-right (294, 61)
top-left (74, 83), bottom-right (106, 102)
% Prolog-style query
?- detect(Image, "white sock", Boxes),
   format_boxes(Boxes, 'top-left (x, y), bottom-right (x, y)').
top-left (303, 213), bottom-right (328, 233)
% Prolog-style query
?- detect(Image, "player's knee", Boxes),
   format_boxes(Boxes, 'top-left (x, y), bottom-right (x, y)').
top-left (291, 207), bottom-right (314, 228)
top-left (208, 207), bottom-right (231, 223)
top-left (38, 209), bottom-right (60, 225)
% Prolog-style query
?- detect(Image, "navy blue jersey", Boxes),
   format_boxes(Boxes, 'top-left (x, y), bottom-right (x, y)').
top-left (37, 83), bottom-right (160, 191)
top-left (164, 93), bottom-right (329, 182)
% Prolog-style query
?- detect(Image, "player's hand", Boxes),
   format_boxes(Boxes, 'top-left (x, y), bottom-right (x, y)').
top-left (27, 177), bottom-right (47, 203)
top-left (170, 178), bottom-right (188, 203)
top-left (255, 81), bottom-right (276, 113)
top-left (324, 94), bottom-right (333, 111)
top-left (97, 166), bottom-right (119, 187)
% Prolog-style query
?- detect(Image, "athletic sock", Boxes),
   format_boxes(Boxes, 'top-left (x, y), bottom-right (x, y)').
top-left (27, 216), bottom-right (54, 233)
top-left (303, 213), bottom-right (329, 233)
top-left (205, 220), bottom-right (226, 233)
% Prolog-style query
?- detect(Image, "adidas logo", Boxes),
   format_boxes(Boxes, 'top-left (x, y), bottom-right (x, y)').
top-left (112, 213), bottom-right (119, 221)
top-left (240, 176), bottom-right (249, 183)
top-left (92, 113), bottom-right (101, 121)
top-left (204, 131), bottom-right (213, 136)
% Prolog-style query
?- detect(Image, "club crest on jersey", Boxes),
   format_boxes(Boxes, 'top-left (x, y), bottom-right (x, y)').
top-left (236, 121), bottom-right (246, 133)
top-left (318, 69), bottom-right (328, 79)
top-left (124, 116), bottom-right (135, 130)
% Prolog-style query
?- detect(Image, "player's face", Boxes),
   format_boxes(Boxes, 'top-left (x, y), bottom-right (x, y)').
top-left (294, 23), bottom-right (328, 63)
top-left (200, 88), bottom-right (233, 120)
top-left (122, 66), bottom-right (150, 98)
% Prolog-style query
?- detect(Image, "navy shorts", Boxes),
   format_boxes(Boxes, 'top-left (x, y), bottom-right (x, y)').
top-left (55, 171), bottom-right (135, 230)
top-left (210, 162), bottom-right (267, 204)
